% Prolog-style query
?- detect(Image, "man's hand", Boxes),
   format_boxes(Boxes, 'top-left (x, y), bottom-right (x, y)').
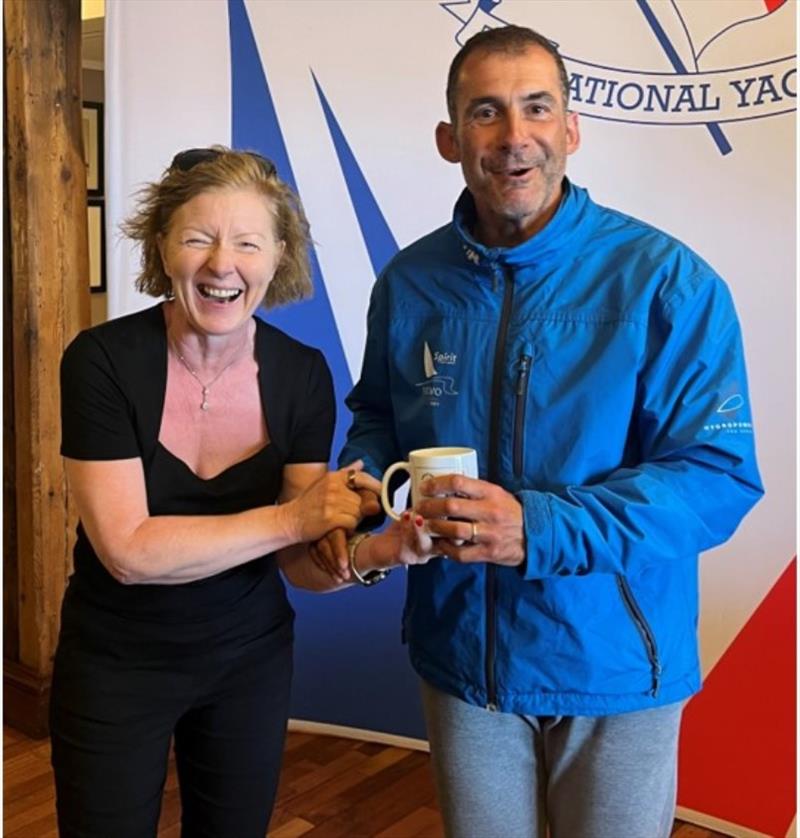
top-left (415, 474), bottom-right (525, 567)
top-left (357, 486), bottom-right (381, 519)
top-left (309, 527), bottom-right (350, 583)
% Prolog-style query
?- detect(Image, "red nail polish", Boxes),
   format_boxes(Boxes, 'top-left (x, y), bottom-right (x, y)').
top-left (402, 511), bottom-right (411, 522)
top-left (415, 516), bottom-right (424, 527)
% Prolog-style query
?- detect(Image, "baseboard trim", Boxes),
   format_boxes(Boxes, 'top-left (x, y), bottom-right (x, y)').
top-left (287, 719), bottom-right (429, 753)
top-left (3, 660), bottom-right (51, 739)
top-left (675, 805), bottom-right (776, 838)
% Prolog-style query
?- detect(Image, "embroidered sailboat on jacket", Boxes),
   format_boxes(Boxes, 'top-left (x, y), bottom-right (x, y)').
top-left (424, 342), bottom-right (439, 378)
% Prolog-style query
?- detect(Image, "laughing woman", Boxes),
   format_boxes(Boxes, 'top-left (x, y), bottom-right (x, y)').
top-left (49, 147), bottom-right (422, 838)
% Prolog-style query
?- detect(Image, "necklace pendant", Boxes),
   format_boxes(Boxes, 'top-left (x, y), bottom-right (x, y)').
top-left (200, 400), bottom-right (210, 411)
top-left (201, 387), bottom-right (210, 411)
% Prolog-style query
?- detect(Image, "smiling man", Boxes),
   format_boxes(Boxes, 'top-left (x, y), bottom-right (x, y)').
top-left (331, 25), bottom-right (763, 838)
top-left (436, 37), bottom-right (578, 246)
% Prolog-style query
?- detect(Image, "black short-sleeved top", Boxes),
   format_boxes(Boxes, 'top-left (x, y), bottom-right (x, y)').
top-left (59, 303), bottom-right (335, 632)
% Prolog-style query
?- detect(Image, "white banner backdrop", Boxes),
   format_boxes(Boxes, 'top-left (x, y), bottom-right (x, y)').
top-left (106, 2), bottom-right (795, 834)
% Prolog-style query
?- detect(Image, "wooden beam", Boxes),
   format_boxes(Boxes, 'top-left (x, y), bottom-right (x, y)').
top-left (3, 0), bottom-right (90, 697)
top-left (3, 98), bottom-right (20, 665)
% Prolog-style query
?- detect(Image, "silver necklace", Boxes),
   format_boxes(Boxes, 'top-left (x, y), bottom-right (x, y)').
top-left (170, 336), bottom-right (251, 411)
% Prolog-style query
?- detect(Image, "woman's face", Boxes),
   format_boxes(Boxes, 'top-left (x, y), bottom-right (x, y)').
top-left (159, 187), bottom-right (284, 337)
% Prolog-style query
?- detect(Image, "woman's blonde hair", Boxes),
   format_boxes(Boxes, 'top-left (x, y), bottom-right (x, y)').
top-left (121, 146), bottom-right (313, 308)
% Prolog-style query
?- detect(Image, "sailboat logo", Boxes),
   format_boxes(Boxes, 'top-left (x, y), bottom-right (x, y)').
top-left (417, 341), bottom-right (459, 405)
top-left (424, 342), bottom-right (439, 378)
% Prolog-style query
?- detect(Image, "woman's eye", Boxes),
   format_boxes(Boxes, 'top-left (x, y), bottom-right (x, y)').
top-left (184, 238), bottom-right (210, 247)
top-left (237, 241), bottom-right (260, 251)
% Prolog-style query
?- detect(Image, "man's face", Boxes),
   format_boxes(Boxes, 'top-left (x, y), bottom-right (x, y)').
top-left (437, 46), bottom-right (580, 246)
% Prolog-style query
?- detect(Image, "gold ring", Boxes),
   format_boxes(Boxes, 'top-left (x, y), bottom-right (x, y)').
top-left (346, 469), bottom-right (358, 491)
top-left (470, 521), bottom-right (478, 543)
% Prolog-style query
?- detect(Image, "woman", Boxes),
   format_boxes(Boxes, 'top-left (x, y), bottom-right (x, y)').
top-left (50, 146), bottom-right (429, 838)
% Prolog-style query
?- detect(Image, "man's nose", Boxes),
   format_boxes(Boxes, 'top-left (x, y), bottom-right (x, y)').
top-left (206, 244), bottom-right (235, 276)
top-left (498, 110), bottom-right (529, 150)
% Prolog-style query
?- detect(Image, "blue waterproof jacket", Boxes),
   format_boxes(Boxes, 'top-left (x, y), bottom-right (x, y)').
top-left (340, 180), bottom-right (763, 716)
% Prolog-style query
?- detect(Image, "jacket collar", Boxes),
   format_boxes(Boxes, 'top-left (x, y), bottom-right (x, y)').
top-left (452, 177), bottom-right (590, 269)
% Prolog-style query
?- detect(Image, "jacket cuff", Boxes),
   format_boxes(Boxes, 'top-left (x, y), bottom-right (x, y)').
top-left (338, 450), bottom-right (383, 482)
top-left (338, 454), bottom-right (386, 532)
top-left (515, 490), bottom-right (552, 580)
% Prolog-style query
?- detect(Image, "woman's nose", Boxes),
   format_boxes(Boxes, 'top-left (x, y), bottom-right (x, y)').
top-left (206, 244), bottom-right (235, 276)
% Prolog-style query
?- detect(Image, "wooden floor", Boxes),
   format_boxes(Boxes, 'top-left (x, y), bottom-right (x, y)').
top-left (4, 724), bottom-right (729, 837)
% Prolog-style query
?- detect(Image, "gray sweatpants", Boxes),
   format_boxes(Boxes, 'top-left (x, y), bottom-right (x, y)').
top-left (421, 680), bottom-right (683, 838)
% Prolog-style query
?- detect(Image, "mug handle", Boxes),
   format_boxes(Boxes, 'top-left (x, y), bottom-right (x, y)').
top-left (381, 461), bottom-right (410, 521)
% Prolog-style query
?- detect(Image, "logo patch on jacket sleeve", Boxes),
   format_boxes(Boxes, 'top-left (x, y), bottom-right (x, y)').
top-left (703, 392), bottom-right (753, 433)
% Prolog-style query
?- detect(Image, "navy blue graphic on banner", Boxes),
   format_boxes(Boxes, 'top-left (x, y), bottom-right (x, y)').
top-left (312, 72), bottom-right (399, 276)
top-left (227, 0), bottom-right (424, 740)
top-left (635, 0), bottom-right (731, 154)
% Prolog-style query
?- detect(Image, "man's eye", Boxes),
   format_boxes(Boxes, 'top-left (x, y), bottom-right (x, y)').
top-left (471, 106), bottom-right (498, 121)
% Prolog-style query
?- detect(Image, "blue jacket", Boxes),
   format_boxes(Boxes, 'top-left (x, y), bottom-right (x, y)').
top-left (340, 180), bottom-right (763, 716)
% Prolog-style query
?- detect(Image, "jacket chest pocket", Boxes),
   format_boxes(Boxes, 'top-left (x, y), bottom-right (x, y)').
top-left (512, 343), bottom-right (533, 478)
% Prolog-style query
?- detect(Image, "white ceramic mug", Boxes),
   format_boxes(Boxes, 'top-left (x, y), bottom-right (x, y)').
top-left (380, 446), bottom-right (478, 521)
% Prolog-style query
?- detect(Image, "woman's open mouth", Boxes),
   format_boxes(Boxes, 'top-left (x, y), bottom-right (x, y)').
top-left (197, 284), bottom-right (243, 302)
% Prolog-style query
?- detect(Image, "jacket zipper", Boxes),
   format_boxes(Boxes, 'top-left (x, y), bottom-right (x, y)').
top-left (513, 345), bottom-right (533, 478)
top-left (485, 265), bottom-right (515, 711)
top-left (616, 575), bottom-right (662, 696)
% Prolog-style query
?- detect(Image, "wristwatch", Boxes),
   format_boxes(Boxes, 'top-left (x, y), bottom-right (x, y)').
top-left (347, 532), bottom-right (390, 587)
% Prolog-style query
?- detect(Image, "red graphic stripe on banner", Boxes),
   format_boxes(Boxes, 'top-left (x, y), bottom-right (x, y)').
top-left (677, 558), bottom-right (796, 836)
top-left (765, 0), bottom-right (787, 12)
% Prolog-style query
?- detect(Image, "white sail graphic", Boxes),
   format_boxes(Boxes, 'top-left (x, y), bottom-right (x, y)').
top-left (423, 342), bottom-right (438, 378)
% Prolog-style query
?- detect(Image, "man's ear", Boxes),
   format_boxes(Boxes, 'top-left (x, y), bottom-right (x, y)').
top-left (565, 111), bottom-right (581, 156)
top-left (435, 121), bottom-right (461, 164)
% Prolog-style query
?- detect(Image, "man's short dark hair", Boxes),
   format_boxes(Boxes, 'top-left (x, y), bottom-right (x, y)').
top-left (445, 25), bottom-right (570, 122)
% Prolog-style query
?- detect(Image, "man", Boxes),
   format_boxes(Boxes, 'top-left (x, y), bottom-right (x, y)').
top-left (317, 25), bottom-right (763, 838)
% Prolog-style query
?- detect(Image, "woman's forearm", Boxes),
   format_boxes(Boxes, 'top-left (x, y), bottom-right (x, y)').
top-left (100, 502), bottom-right (301, 585)
top-left (69, 459), bottom-right (363, 586)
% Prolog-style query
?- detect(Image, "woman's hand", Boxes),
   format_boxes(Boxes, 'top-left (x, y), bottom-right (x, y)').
top-left (305, 468), bottom-right (380, 581)
top-left (280, 463), bottom-right (364, 543)
top-left (310, 511), bottom-right (437, 584)
top-left (364, 513), bottom-right (436, 570)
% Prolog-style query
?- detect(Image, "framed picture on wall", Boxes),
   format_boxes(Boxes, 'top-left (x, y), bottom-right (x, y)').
top-left (81, 101), bottom-right (103, 196)
top-left (87, 200), bottom-right (106, 293)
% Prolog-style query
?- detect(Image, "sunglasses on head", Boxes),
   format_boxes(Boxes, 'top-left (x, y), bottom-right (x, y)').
top-left (169, 147), bottom-right (277, 176)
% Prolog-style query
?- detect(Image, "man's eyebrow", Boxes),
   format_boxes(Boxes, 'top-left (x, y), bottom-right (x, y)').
top-left (522, 91), bottom-right (558, 105)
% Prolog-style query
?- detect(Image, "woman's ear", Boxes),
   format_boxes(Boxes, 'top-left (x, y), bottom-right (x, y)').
top-left (156, 233), bottom-right (170, 276)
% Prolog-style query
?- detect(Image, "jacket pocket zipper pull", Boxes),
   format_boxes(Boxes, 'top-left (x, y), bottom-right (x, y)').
top-left (516, 349), bottom-right (532, 395)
